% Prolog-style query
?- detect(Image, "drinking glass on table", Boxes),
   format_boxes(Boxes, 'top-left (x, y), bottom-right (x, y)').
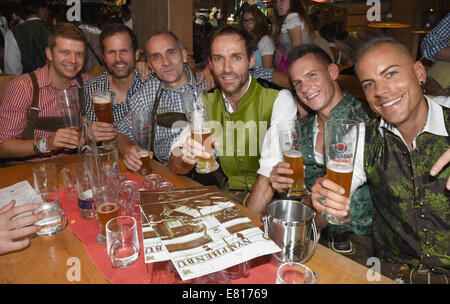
top-left (92, 90), bottom-right (116, 145)
top-left (323, 119), bottom-right (360, 225)
top-left (182, 88), bottom-right (219, 174)
top-left (86, 145), bottom-right (121, 244)
top-left (276, 262), bottom-right (315, 284)
top-left (278, 120), bottom-right (307, 198)
top-left (131, 111), bottom-right (152, 175)
top-left (32, 163), bottom-right (58, 194)
top-left (57, 87), bottom-right (80, 130)
top-left (30, 192), bottom-right (67, 237)
top-left (106, 216), bottom-right (140, 268)
top-left (119, 180), bottom-right (140, 216)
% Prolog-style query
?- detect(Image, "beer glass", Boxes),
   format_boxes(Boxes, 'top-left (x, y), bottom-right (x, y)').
top-left (30, 192), bottom-right (67, 237)
top-left (182, 88), bottom-right (219, 174)
top-left (276, 262), bottom-right (315, 284)
top-left (57, 87), bottom-right (80, 130)
top-left (131, 111), bottom-right (152, 175)
top-left (92, 90), bottom-right (115, 145)
top-left (86, 145), bottom-right (121, 244)
top-left (106, 216), bottom-right (140, 268)
top-left (32, 163), bottom-right (58, 194)
top-left (323, 119), bottom-right (360, 225)
top-left (278, 120), bottom-right (307, 198)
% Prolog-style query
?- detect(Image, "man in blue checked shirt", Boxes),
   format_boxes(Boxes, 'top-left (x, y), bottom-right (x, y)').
top-left (83, 23), bottom-right (144, 143)
top-left (116, 30), bottom-right (282, 170)
top-left (421, 13), bottom-right (450, 94)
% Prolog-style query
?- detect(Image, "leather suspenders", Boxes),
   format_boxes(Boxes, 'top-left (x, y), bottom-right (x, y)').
top-left (23, 72), bottom-right (85, 140)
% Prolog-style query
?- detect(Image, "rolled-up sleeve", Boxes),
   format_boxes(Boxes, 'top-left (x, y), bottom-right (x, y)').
top-left (257, 89), bottom-right (297, 177)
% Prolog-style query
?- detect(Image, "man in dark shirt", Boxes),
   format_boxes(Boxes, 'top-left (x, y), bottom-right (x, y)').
top-left (13, 0), bottom-right (51, 73)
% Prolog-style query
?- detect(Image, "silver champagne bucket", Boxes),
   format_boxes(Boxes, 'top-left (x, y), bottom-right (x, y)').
top-left (261, 199), bottom-right (317, 265)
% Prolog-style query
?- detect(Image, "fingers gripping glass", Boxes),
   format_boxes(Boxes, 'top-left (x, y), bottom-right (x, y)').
top-left (182, 88), bottom-right (219, 174)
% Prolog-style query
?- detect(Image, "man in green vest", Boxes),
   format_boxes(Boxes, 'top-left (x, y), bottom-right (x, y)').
top-left (258, 44), bottom-right (375, 265)
top-left (312, 31), bottom-right (449, 284)
top-left (168, 25), bottom-right (297, 204)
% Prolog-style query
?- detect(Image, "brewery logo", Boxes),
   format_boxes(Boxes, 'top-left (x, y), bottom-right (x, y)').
top-left (335, 142), bottom-right (348, 153)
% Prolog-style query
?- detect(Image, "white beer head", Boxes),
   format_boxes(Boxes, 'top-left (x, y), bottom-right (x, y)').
top-left (138, 150), bottom-right (150, 158)
top-left (283, 150), bottom-right (302, 158)
top-left (92, 91), bottom-right (112, 104)
top-left (327, 162), bottom-right (353, 173)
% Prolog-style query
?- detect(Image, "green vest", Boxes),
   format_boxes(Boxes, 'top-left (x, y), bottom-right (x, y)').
top-left (364, 107), bottom-right (450, 274)
top-left (208, 78), bottom-right (278, 190)
top-left (299, 92), bottom-right (374, 235)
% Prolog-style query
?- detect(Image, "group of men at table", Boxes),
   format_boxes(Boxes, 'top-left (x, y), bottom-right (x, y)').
top-left (0, 21), bottom-right (448, 284)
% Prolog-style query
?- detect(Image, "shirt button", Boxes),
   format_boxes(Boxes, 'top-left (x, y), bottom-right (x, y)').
top-left (425, 241), bottom-right (430, 246)
top-left (419, 202), bottom-right (424, 207)
top-left (426, 254), bottom-right (431, 258)
top-left (308, 155), bottom-right (312, 159)
top-left (313, 165), bottom-right (317, 169)
top-left (420, 214), bottom-right (426, 219)
top-left (423, 228), bottom-right (428, 232)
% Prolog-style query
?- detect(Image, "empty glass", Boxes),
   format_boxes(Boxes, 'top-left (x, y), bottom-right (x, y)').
top-left (131, 111), bottom-right (152, 175)
top-left (276, 262), bottom-right (315, 284)
top-left (157, 182), bottom-right (176, 191)
top-left (119, 180), bottom-right (141, 216)
top-left (143, 174), bottom-right (163, 191)
top-left (57, 87), bottom-right (80, 130)
top-left (30, 192), bottom-right (67, 237)
top-left (106, 216), bottom-right (140, 268)
top-left (32, 163), bottom-right (58, 194)
top-left (61, 164), bottom-right (77, 199)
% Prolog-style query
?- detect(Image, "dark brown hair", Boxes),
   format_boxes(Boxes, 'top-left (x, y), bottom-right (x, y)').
top-left (99, 23), bottom-right (139, 55)
top-left (272, 0), bottom-right (314, 43)
top-left (208, 24), bottom-right (255, 60)
top-left (288, 43), bottom-right (332, 70)
top-left (241, 5), bottom-right (271, 45)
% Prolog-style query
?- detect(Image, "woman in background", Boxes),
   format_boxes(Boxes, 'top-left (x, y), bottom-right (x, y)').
top-left (272, 0), bottom-right (314, 72)
top-left (241, 5), bottom-right (275, 68)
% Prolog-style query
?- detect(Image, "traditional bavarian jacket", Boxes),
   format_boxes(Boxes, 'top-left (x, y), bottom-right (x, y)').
top-left (364, 98), bottom-right (449, 275)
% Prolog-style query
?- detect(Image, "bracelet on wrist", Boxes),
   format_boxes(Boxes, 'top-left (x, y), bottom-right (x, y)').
top-left (39, 137), bottom-right (51, 153)
top-left (33, 138), bottom-right (42, 154)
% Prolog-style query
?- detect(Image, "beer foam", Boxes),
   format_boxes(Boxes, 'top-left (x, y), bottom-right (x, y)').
top-left (283, 150), bottom-right (302, 158)
top-left (327, 163), bottom-right (353, 173)
top-left (192, 128), bottom-right (211, 135)
top-left (138, 150), bottom-right (150, 157)
top-left (93, 96), bottom-right (111, 104)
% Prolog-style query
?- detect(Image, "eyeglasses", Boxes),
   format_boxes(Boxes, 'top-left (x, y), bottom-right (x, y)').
top-left (243, 18), bottom-right (255, 23)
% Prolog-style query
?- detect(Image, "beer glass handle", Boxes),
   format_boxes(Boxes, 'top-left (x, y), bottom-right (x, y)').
top-left (260, 215), bottom-right (269, 239)
top-left (299, 219), bottom-right (317, 264)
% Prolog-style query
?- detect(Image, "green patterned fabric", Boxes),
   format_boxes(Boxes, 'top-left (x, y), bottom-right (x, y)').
top-left (364, 107), bottom-right (450, 275)
top-left (299, 91), bottom-right (374, 235)
top-left (208, 78), bottom-right (278, 191)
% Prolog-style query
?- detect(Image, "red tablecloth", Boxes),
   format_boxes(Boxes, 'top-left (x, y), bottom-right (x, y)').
top-left (59, 172), bottom-right (278, 284)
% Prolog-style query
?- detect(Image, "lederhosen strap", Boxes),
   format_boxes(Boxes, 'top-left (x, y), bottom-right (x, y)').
top-left (23, 72), bottom-right (85, 140)
top-left (149, 83), bottom-right (187, 162)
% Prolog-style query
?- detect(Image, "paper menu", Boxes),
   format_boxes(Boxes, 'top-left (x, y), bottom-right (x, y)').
top-left (0, 181), bottom-right (37, 217)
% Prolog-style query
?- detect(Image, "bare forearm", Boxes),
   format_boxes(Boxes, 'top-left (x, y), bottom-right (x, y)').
top-left (0, 139), bottom-right (37, 158)
top-left (247, 175), bottom-right (275, 215)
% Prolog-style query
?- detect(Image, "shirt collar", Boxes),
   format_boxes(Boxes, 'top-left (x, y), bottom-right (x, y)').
top-left (378, 96), bottom-right (448, 144)
top-left (222, 74), bottom-right (252, 113)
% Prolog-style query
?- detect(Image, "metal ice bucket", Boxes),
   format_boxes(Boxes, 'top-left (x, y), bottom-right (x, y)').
top-left (261, 199), bottom-right (317, 265)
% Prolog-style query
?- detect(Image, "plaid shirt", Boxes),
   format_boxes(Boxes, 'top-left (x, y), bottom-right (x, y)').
top-left (0, 64), bottom-right (91, 162)
top-left (83, 69), bottom-right (144, 125)
top-left (421, 13), bottom-right (450, 62)
top-left (117, 65), bottom-right (274, 164)
top-left (118, 65), bottom-right (204, 163)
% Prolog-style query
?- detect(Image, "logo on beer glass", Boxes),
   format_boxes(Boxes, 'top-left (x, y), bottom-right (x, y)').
top-left (335, 142), bottom-right (348, 153)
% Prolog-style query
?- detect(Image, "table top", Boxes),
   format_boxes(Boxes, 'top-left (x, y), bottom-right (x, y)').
top-left (0, 155), bottom-right (394, 284)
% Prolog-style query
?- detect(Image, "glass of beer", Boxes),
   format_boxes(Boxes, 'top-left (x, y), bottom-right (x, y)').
top-left (92, 90), bottom-right (115, 145)
top-left (323, 119), bottom-right (360, 225)
top-left (131, 111), bottom-right (152, 175)
top-left (86, 145), bottom-right (121, 244)
top-left (278, 120), bottom-right (307, 198)
top-left (182, 88), bottom-right (219, 174)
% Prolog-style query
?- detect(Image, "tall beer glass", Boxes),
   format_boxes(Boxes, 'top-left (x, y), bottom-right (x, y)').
top-left (323, 119), bottom-right (360, 225)
top-left (92, 90), bottom-right (115, 145)
top-left (131, 111), bottom-right (152, 175)
top-left (182, 88), bottom-right (219, 174)
top-left (57, 87), bottom-right (80, 130)
top-left (86, 145), bottom-right (121, 244)
top-left (278, 120), bottom-right (307, 198)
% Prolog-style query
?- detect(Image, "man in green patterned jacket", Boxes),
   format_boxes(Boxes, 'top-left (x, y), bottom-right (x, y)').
top-left (169, 25), bottom-right (297, 204)
top-left (312, 31), bottom-right (449, 284)
top-left (263, 44), bottom-right (375, 265)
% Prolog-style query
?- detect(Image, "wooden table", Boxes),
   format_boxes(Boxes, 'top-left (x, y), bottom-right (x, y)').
top-left (0, 155), bottom-right (394, 284)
